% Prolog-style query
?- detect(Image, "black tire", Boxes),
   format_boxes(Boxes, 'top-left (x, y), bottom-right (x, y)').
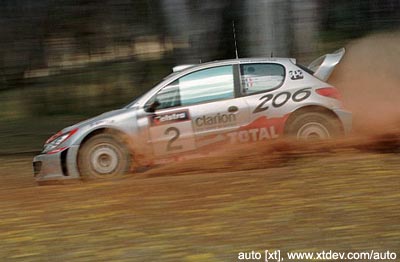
top-left (286, 112), bottom-right (342, 140)
top-left (78, 133), bottom-right (131, 180)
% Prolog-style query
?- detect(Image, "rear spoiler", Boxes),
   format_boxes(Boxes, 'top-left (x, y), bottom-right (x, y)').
top-left (308, 48), bottom-right (345, 81)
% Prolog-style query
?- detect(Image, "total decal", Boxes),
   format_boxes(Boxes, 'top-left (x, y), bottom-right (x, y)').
top-left (196, 115), bottom-right (288, 147)
top-left (226, 115), bottom-right (288, 143)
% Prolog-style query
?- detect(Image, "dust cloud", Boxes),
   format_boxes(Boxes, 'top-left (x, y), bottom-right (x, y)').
top-left (330, 31), bottom-right (400, 135)
top-left (143, 136), bottom-right (399, 178)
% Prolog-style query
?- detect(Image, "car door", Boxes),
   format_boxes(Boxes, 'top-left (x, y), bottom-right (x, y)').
top-left (142, 64), bottom-right (251, 157)
top-left (238, 62), bottom-right (288, 139)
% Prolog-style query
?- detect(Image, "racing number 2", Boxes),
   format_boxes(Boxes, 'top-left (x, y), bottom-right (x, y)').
top-left (165, 127), bottom-right (182, 151)
top-left (149, 119), bottom-right (196, 156)
top-left (253, 87), bottom-right (312, 114)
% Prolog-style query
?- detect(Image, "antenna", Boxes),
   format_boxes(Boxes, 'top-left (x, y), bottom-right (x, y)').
top-left (232, 20), bottom-right (239, 59)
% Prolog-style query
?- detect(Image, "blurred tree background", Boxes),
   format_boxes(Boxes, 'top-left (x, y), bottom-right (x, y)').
top-left (0, 0), bottom-right (399, 154)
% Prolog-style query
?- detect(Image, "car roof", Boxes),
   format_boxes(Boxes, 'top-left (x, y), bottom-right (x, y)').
top-left (172, 57), bottom-right (296, 72)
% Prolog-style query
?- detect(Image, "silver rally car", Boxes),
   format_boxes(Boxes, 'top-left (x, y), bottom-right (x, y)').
top-left (33, 48), bottom-right (351, 183)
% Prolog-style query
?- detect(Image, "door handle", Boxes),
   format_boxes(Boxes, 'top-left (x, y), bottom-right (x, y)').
top-left (228, 106), bottom-right (239, 113)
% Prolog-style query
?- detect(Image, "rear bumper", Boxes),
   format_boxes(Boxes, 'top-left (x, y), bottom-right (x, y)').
top-left (33, 145), bottom-right (81, 183)
top-left (333, 108), bottom-right (352, 135)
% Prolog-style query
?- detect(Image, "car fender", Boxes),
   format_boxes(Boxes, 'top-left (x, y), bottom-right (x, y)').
top-left (65, 125), bottom-right (133, 179)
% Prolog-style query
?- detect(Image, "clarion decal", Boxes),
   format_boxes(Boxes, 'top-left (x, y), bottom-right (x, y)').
top-left (150, 110), bottom-right (190, 126)
top-left (195, 113), bottom-right (236, 128)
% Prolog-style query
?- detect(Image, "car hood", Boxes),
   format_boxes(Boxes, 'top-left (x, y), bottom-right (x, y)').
top-left (63, 108), bottom-right (131, 133)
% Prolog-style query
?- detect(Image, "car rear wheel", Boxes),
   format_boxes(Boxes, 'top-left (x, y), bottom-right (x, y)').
top-left (78, 133), bottom-right (131, 179)
top-left (286, 112), bottom-right (342, 140)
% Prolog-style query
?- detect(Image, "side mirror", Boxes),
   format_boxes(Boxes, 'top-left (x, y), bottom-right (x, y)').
top-left (145, 100), bottom-right (160, 113)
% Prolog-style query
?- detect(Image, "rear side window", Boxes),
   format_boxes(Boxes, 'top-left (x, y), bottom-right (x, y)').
top-left (240, 63), bottom-right (285, 94)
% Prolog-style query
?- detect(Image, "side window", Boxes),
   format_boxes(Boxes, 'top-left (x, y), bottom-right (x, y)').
top-left (240, 63), bottom-right (285, 94)
top-left (150, 66), bottom-right (234, 110)
top-left (179, 66), bottom-right (234, 105)
top-left (153, 81), bottom-right (181, 109)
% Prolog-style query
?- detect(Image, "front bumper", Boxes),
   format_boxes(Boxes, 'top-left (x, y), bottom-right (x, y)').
top-left (333, 108), bottom-right (352, 135)
top-left (33, 145), bottom-right (81, 183)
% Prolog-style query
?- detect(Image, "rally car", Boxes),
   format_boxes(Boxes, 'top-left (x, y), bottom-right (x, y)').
top-left (33, 48), bottom-right (351, 183)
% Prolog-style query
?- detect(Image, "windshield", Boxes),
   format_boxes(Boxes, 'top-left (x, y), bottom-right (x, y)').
top-left (124, 71), bottom-right (177, 108)
top-left (124, 96), bottom-right (141, 108)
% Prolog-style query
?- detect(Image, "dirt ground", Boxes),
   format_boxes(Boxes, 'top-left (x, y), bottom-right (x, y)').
top-left (0, 137), bottom-right (399, 262)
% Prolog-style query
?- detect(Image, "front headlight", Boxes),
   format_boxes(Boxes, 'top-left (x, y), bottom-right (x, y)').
top-left (43, 128), bottom-right (78, 153)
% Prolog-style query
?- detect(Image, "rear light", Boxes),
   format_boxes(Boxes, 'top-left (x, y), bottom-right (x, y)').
top-left (316, 87), bottom-right (341, 100)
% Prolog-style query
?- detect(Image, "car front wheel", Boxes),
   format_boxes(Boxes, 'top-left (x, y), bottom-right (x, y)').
top-left (78, 133), bottom-right (131, 179)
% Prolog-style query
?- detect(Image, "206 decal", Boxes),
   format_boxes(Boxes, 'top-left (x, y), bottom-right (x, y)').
top-left (253, 87), bottom-right (312, 114)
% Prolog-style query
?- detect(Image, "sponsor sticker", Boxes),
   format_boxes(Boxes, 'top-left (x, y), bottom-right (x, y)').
top-left (194, 113), bottom-right (237, 131)
top-left (150, 110), bottom-right (190, 126)
top-left (289, 69), bottom-right (304, 80)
